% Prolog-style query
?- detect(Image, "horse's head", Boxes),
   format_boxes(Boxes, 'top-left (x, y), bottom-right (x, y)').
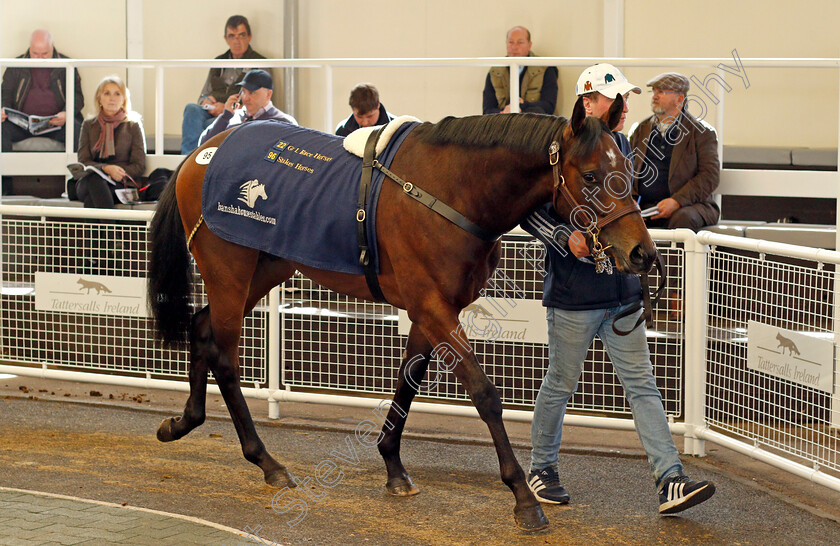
top-left (255, 183), bottom-right (268, 201)
top-left (551, 94), bottom-right (657, 275)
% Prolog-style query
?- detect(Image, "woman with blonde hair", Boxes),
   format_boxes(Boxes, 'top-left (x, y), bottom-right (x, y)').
top-left (72, 74), bottom-right (145, 208)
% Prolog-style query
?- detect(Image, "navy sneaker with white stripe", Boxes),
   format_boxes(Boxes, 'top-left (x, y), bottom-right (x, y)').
top-left (527, 467), bottom-right (570, 504)
top-left (658, 473), bottom-right (715, 514)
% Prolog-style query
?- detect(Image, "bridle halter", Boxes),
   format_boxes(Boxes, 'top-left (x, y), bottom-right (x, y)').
top-left (548, 140), bottom-right (640, 275)
top-left (547, 139), bottom-right (666, 335)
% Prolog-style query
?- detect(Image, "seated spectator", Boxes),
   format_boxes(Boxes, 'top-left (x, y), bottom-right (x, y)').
top-left (181, 15), bottom-right (266, 154)
top-left (198, 69), bottom-right (296, 146)
top-left (72, 75), bottom-right (145, 209)
top-left (629, 72), bottom-right (720, 231)
top-left (482, 26), bottom-right (558, 114)
top-left (335, 83), bottom-right (395, 137)
top-left (1, 29), bottom-right (84, 151)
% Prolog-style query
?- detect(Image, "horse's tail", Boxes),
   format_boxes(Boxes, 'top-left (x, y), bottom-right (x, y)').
top-left (147, 159), bottom-right (192, 346)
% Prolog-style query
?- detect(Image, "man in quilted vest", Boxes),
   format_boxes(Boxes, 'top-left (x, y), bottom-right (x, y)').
top-left (482, 26), bottom-right (558, 115)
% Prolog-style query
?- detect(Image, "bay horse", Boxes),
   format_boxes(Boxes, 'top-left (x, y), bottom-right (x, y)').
top-left (147, 95), bottom-right (656, 531)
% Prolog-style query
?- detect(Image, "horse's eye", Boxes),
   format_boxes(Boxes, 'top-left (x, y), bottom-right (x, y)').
top-left (583, 172), bottom-right (597, 184)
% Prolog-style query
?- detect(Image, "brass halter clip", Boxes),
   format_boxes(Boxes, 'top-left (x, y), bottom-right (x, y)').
top-left (548, 141), bottom-right (560, 166)
top-left (588, 226), bottom-right (614, 275)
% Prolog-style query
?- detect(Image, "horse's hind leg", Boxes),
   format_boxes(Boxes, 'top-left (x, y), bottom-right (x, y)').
top-left (157, 305), bottom-right (211, 442)
top-left (378, 324), bottom-right (432, 496)
top-left (206, 253), bottom-right (297, 487)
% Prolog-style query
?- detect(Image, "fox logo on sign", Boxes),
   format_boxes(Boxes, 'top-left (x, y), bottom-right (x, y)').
top-left (776, 332), bottom-right (800, 356)
top-left (77, 278), bottom-right (111, 295)
top-left (238, 179), bottom-right (268, 208)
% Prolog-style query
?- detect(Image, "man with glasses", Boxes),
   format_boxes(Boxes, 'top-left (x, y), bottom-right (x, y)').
top-left (1, 29), bottom-right (84, 152)
top-left (180, 15), bottom-right (266, 154)
top-left (629, 72), bottom-right (720, 231)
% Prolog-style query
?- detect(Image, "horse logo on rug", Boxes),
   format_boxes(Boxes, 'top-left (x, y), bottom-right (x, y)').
top-left (238, 179), bottom-right (268, 208)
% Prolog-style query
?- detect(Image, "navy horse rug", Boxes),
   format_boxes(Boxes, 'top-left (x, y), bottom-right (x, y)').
top-left (202, 119), bottom-right (418, 274)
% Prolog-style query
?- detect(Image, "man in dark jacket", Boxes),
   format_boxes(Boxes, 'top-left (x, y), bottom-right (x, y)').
top-left (181, 15), bottom-right (266, 154)
top-left (629, 72), bottom-right (720, 231)
top-left (522, 63), bottom-right (715, 515)
top-left (199, 70), bottom-right (296, 145)
top-left (335, 83), bottom-right (394, 137)
top-left (1, 29), bottom-right (84, 151)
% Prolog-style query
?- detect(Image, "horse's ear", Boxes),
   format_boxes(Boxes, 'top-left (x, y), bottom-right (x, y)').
top-left (570, 96), bottom-right (586, 135)
top-left (605, 93), bottom-right (624, 131)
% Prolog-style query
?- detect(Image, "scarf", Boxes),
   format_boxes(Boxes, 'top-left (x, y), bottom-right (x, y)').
top-left (92, 109), bottom-right (127, 159)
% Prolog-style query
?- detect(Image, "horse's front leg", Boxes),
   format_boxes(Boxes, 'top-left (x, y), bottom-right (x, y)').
top-left (416, 304), bottom-right (548, 532)
top-left (378, 323), bottom-right (432, 496)
top-left (157, 305), bottom-right (211, 442)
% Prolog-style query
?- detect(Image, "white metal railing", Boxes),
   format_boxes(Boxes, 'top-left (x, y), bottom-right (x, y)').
top-left (4, 204), bottom-right (840, 492)
top-left (0, 56), bottom-right (838, 207)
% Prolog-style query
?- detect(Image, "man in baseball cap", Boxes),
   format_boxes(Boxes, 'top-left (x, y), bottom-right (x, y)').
top-left (627, 71), bottom-right (720, 231)
top-left (520, 62), bottom-right (717, 515)
top-left (199, 69), bottom-right (297, 145)
top-left (575, 63), bottom-right (641, 131)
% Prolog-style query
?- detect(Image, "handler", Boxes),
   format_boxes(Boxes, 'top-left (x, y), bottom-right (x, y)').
top-left (521, 63), bottom-right (716, 515)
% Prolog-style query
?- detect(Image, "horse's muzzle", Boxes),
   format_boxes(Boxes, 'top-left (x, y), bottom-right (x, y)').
top-left (628, 242), bottom-right (657, 273)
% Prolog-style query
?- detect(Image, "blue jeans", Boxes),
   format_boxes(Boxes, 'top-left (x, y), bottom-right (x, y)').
top-left (530, 304), bottom-right (682, 485)
top-left (181, 103), bottom-right (215, 154)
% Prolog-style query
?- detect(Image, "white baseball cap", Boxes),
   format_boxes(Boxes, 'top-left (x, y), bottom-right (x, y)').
top-left (575, 63), bottom-right (641, 97)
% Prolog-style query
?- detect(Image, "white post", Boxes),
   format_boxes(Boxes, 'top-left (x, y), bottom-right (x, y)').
top-left (509, 62), bottom-right (520, 113)
top-left (681, 230), bottom-right (708, 456)
top-left (65, 62), bottom-right (74, 157)
top-left (268, 286), bottom-right (281, 419)
top-left (154, 65), bottom-right (164, 157)
top-left (714, 67), bottom-right (725, 214)
top-left (126, 0), bottom-right (144, 120)
top-left (831, 65), bottom-right (840, 430)
top-left (603, 0), bottom-right (625, 57)
top-left (324, 65), bottom-right (333, 133)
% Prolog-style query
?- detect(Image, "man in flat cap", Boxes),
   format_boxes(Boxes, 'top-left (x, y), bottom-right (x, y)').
top-left (629, 72), bottom-right (720, 231)
top-left (198, 69), bottom-right (296, 145)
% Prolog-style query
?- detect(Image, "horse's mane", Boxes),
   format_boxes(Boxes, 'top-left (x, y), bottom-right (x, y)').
top-left (413, 113), bottom-right (606, 160)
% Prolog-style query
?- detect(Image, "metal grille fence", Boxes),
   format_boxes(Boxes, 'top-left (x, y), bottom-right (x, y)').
top-left (4, 208), bottom-right (840, 491)
top-left (0, 212), bottom-right (267, 385)
top-left (281, 233), bottom-right (685, 417)
top-left (704, 236), bottom-right (840, 475)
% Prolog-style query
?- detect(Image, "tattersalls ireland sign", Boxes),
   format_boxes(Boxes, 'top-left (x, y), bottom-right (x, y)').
top-left (398, 297), bottom-right (547, 345)
top-left (746, 320), bottom-right (834, 393)
top-left (35, 272), bottom-right (148, 318)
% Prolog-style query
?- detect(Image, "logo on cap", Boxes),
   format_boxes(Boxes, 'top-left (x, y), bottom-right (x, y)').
top-left (604, 73), bottom-right (615, 83)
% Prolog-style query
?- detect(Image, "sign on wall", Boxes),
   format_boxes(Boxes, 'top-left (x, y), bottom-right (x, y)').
top-left (746, 320), bottom-right (834, 393)
top-left (35, 272), bottom-right (149, 318)
top-left (398, 297), bottom-right (547, 345)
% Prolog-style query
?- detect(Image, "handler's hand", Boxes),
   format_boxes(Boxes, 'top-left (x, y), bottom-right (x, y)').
top-left (568, 230), bottom-right (590, 258)
top-left (1, 108), bottom-right (5, 122)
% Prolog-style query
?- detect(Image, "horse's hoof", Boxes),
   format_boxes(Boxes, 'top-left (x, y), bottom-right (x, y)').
top-left (385, 476), bottom-right (420, 496)
top-left (156, 417), bottom-right (177, 442)
top-left (265, 467), bottom-right (295, 489)
top-left (514, 503), bottom-right (549, 532)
